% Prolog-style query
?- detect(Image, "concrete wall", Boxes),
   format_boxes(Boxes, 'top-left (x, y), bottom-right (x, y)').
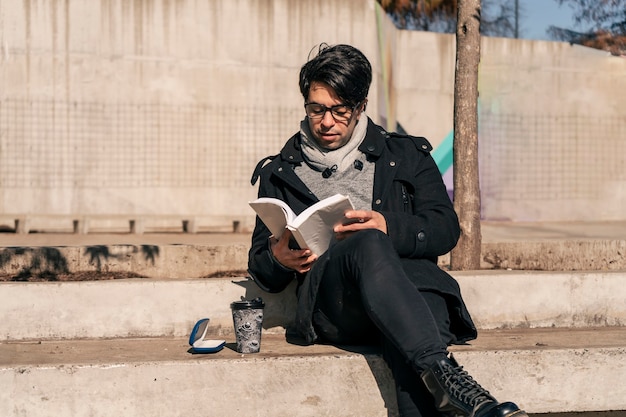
top-left (391, 31), bottom-right (626, 222)
top-left (0, 0), bottom-right (381, 230)
top-left (477, 39), bottom-right (626, 221)
top-left (1, 0), bottom-right (624, 227)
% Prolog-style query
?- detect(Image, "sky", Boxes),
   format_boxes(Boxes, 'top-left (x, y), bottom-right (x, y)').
top-left (521, 0), bottom-right (578, 40)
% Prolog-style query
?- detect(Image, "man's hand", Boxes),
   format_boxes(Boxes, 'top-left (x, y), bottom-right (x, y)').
top-left (270, 229), bottom-right (318, 274)
top-left (333, 210), bottom-right (387, 240)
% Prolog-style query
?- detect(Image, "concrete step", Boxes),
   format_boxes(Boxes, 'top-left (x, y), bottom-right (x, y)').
top-left (2, 271), bottom-right (625, 340)
top-left (2, 271), bottom-right (626, 416)
top-left (2, 328), bottom-right (625, 416)
top-left (1, 233), bottom-right (625, 280)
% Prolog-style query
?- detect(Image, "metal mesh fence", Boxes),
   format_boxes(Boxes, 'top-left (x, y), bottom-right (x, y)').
top-left (479, 111), bottom-right (626, 201)
top-left (0, 99), bottom-right (302, 190)
top-left (1, 98), bottom-right (624, 208)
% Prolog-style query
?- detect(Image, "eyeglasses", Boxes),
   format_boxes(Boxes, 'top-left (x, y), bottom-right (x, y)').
top-left (304, 102), bottom-right (360, 122)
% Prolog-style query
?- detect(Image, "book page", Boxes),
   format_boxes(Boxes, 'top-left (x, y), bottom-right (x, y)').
top-left (288, 194), bottom-right (354, 256)
top-left (249, 198), bottom-right (297, 239)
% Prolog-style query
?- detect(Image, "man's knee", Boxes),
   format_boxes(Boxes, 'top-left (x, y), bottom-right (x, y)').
top-left (342, 230), bottom-right (400, 286)
top-left (345, 229), bottom-right (393, 257)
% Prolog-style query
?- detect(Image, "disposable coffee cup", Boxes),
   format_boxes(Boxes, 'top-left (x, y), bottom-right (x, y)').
top-left (230, 297), bottom-right (265, 354)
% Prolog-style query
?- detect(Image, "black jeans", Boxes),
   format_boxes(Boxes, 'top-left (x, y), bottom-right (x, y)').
top-left (310, 229), bottom-right (455, 417)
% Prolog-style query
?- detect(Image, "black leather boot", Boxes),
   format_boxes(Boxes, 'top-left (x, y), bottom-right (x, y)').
top-left (420, 355), bottom-right (528, 417)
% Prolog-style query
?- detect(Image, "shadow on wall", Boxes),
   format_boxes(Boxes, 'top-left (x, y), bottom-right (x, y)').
top-left (84, 245), bottom-right (160, 270)
top-left (0, 245), bottom-right (160, 281)
top-left (0, 247), bottom-right (70, 281)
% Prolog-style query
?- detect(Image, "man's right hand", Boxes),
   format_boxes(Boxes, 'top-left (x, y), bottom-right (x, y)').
top-left (270, 229), bottom-right (318, 274)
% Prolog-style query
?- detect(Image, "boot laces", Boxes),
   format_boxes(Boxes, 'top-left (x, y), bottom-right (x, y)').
top-left (440, 361), bottom-right (495, 408)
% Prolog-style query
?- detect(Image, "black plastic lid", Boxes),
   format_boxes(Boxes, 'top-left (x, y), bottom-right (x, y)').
top-left (231, 297), bottom-right (265, 310)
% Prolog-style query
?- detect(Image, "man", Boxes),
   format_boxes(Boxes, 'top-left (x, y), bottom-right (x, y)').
top-left (248, 43), bottom-right (527, 417)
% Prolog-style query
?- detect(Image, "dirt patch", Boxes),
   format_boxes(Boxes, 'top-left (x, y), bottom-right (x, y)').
top-left (0, 269), bottom-right (250, 282)
top-left (201, 270), bottom-right (249, 278)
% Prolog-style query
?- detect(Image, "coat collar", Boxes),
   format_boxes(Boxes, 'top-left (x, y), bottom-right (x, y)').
top-left (250, 117), bottom-right (390, 188)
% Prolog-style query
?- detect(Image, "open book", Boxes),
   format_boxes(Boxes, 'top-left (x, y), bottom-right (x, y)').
top-left (249, 194), bottom-right (354, 256)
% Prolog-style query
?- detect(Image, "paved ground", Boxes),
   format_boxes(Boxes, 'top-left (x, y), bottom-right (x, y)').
top-left (1, 220), bottom-right (625, 247)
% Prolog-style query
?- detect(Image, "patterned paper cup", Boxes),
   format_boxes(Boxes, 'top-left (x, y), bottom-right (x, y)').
top-left (230, 298), bottom-right (265, 353)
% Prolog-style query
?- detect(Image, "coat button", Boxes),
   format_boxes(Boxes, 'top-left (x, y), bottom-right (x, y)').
top-left (374, 199), bottom-right (381, 205)
top-left (367, 145), bottom-right (375, 152)
top-left (390, 161), bottom-right (396, 167)
top-left (289, 155), bottom-right (294, 160)
top-left (417, 231), bottom-right (426, 242)
top-left (278, 167), bottom-right (283, 172)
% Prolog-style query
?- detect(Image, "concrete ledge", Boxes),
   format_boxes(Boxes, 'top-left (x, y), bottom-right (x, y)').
top-left (0, 244), bottom-right (250, 280)
top-left (0, 277), bottom-right (291, 340)
top-left (1, 271), bottom-right (625, 341)
top-left (0, 214), bottom-right (247, 234)
top-left (1, 329), bottom-right (625, 416)
top-left (452, 270), bottom-right (626, 329)
top-left (1, 238), bottom-right (625, 280)
top-left (1, 336), bottom-right (394, 417)
top-left (480, 240), bottom-right (626, 271)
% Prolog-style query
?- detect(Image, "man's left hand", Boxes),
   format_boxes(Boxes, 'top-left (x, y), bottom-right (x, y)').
top-left (333, 210), bottom-right (387, 240)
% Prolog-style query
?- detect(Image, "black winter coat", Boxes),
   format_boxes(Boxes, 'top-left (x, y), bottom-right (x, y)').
top-left (248, 119), bottom-right (477, 343)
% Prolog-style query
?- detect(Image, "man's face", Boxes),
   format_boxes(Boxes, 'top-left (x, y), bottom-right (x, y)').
top-left (306, 81), bottom-right (364, 150)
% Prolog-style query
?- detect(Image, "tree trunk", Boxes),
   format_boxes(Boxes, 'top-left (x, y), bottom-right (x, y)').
top-left (450, 0), bottom-right (482, 270)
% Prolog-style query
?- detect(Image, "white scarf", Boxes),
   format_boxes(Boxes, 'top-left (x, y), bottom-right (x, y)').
top-left (299, 114), bottom-right (368, 174)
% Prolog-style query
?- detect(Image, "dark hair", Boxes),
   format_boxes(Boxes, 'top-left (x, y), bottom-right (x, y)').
top-left (299, 44), bottom-right (372, 107)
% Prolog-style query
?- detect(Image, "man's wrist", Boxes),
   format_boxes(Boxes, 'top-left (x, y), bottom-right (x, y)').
top-left (267, 237), bottom-right (294, 272)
